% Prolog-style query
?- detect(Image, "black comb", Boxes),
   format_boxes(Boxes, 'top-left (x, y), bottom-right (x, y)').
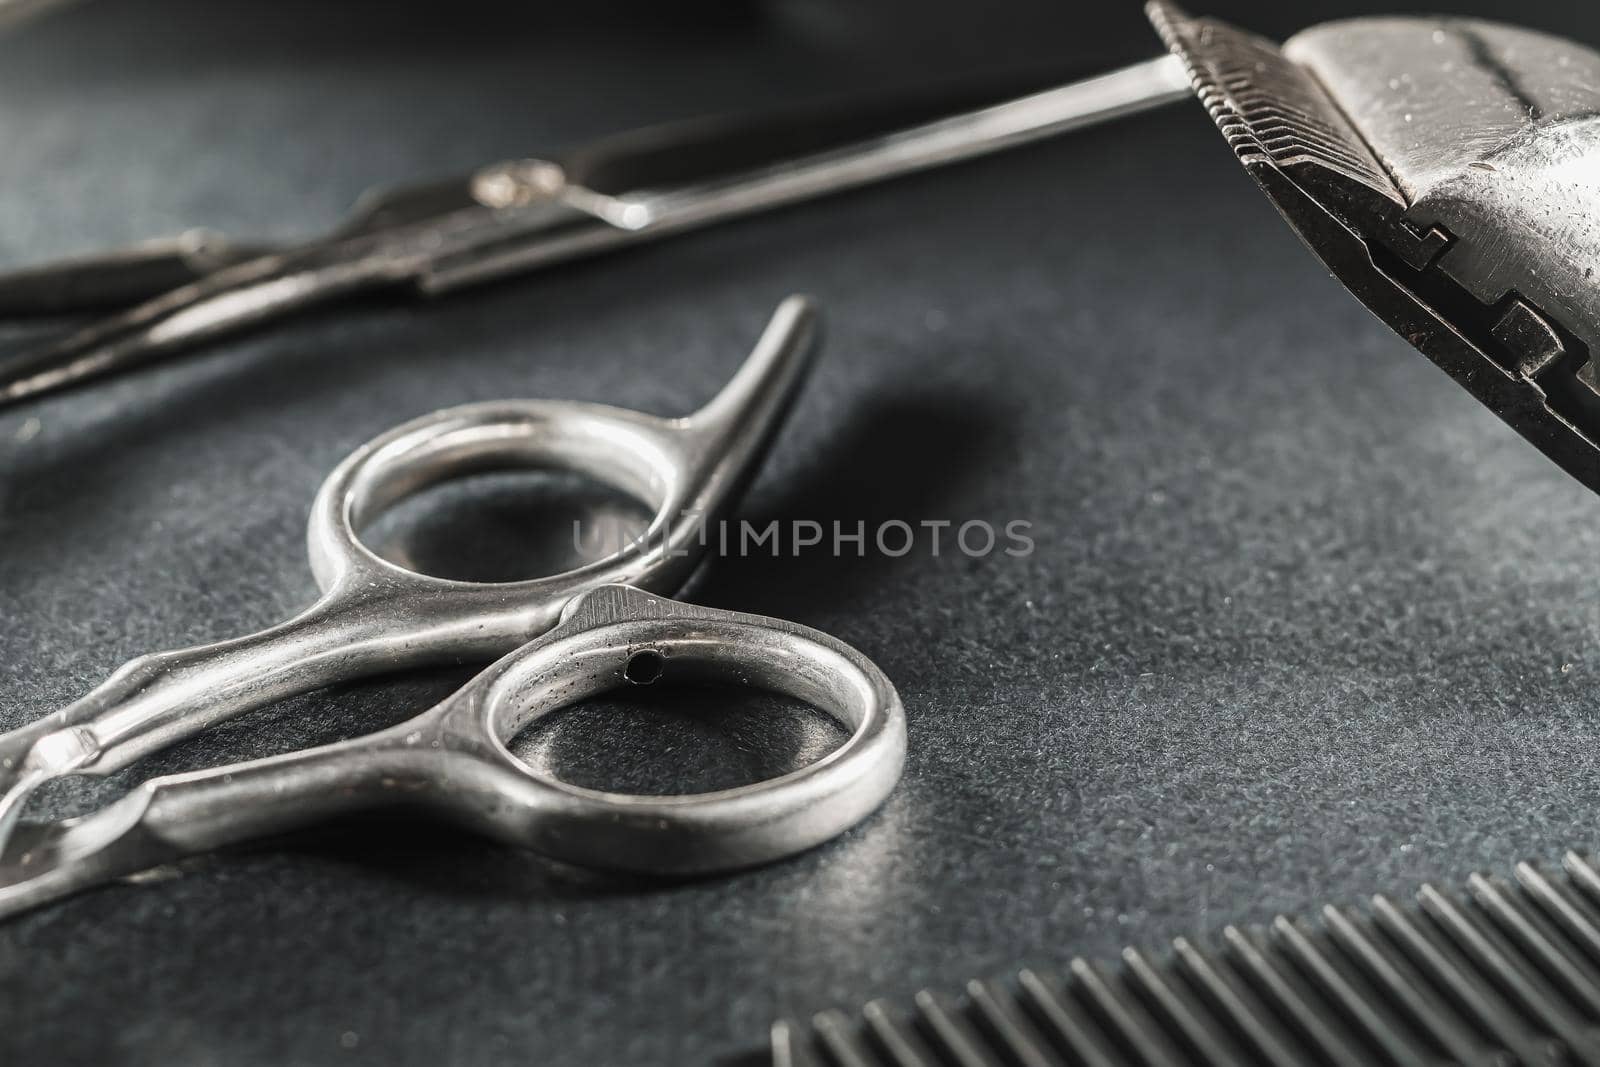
top-left (771, 849), bottom-right (1600, 1066)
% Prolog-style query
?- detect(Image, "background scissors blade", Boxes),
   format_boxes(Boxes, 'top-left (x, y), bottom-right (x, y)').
top-left (0, 230), bottom-right (275, 317)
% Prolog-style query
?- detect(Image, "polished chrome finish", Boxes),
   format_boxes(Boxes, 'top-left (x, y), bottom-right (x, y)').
top-left (0, 586), bottom-right (907, 918)
top-left (0, 297), bottom-right (903, 894)
top-left (0, 59), bottom-right (1190, 405)
top-left (1150, 2), bottom-right (1600, 494)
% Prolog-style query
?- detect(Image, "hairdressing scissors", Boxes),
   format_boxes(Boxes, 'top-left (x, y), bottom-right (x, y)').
top-left (0, 296), bottom-right (907, 919)
top-left (0, 58), bottom-right (1190, 406)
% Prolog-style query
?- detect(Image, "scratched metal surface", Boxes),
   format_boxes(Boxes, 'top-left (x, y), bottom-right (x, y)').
top-left (1287, 16), bottom-right (1600, 372)
top-left (1, 1), bottom-right (1599, 1064)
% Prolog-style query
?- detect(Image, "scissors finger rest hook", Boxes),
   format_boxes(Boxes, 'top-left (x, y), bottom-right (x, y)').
top-left (0, 295), bottom-right (820, 855)
top-left (0, 586), bottom-right (907, 918)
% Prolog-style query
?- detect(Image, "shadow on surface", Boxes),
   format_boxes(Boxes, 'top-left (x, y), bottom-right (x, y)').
top-left (693, 389), bottom-right (1014, 619)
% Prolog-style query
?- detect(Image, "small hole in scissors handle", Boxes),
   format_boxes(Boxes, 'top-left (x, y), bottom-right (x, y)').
top-left (624, 650), bottom-right (665, 686)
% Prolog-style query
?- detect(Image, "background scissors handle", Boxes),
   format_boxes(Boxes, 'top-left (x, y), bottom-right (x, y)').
top-left (0, 297), bottom-right (819, 849)
top-left (0, 587), bottom-right (907, 920)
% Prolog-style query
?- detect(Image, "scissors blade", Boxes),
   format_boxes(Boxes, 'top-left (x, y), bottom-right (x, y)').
top-left (0, 247), bottom-right (404, 403)
top-left (0, 230), bottom-right (279, 317)
top-left (0, 173), bottom-right (510, 320)
top-left (0, 196), bottom-right (617, 405)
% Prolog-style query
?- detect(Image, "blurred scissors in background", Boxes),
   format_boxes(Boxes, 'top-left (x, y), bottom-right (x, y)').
top-left (0, 296), bottom-right (908, 918)
top-left (0, 57), bottom-right (1191, 406)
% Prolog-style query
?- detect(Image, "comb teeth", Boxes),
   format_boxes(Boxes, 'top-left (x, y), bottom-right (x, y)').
top-left (1146, 0), bottom-right (1403, 205)
top-left (771, 850), bottom-right (1600, 1066)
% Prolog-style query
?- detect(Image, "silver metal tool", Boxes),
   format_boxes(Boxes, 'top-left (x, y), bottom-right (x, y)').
top-left (0, 58), bottom-right (1191, 405)
top-left (8, 6), bottom-right (1598, 504)
top-left (1147, 2), bottom-right (1600, 496)
top-left (0, 296), bottom-right (908, 917)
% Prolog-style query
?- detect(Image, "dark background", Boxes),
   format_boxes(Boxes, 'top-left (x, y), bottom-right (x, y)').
top-left (1, 0), bottom-right (1597, 1063)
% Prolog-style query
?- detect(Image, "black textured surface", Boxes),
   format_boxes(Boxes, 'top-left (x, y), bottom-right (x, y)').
top-left (2, 2), bottom-right (1599, 1065)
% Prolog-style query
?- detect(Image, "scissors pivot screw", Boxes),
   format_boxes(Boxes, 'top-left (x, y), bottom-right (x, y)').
top-left (471, 159), bottom-right (568, 209)
top-left (24, 727), bottom-right (98, 774)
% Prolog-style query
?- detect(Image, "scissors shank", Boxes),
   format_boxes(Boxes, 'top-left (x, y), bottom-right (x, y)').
top-left (0, 577), bottom-right (504, 854)
top-left (645, 56), bottom-right (1190, 226)
top-left (425, 57), bottom-right (1190, 294)
top-left (0, 725), bottom-right (451, 921)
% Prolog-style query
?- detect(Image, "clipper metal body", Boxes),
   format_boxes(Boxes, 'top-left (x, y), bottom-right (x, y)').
top-left (1151, 2), bottom-right (1600, 492)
